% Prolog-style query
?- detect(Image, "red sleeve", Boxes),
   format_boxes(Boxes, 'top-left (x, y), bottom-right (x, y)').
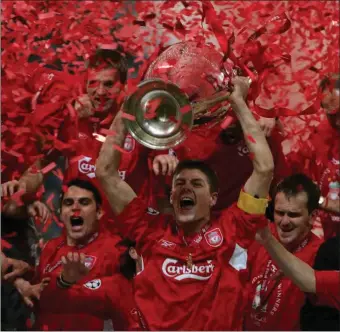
top-left (220, 203), bottom-right (268, 249)
top-left (35, 240), bottom-right (54, 282)
top-left (39, 274), bottom-right (141, 330)
top-left (115, 197), bottom-right (162, 253)
top-left (313, 270), bottom-right (340, 310)
top-left (268, 129), bottom-right (290, 186)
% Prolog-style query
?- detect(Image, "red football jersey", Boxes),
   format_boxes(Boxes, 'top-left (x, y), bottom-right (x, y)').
top-left (60, 119), bottom-right (152, 206)
top-left (35, 229), bottom-right (138, 330)
top-left (115, 196), bottom-right (268, 330)
top-left (244, 224), bottom-right (322, 331)
top-left (313, 270), bottom-right (340, 310)
top-left (174, 125), bottom-right (289, 211)
top-left (288, 120), bottom-right (340, 239)
top-left (35, 274), bottom-right (142, 331)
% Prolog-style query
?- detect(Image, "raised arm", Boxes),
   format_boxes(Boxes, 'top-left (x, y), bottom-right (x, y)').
top-left (229, 77), bottom-right (274, 198)
top-left (18, 159), bottom-right (44, 194)
top-left (319, 197), bottom-right (340, 215)
top-left (95, 111), bottom-right (136, 215)
top-left (256, 227), bottom-right (316, 293)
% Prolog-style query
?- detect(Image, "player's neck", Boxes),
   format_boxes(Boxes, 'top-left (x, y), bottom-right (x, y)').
top-left (177, 216), bottom-right (210, 236)
top-left (66, 231), bottom-right (98, 247)
top-left (283, 229), bottom-right (311, 252)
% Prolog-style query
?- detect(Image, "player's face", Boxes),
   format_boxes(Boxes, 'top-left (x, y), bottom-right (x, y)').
top-left (60, 186), bottom-right (102, 245)
top-left (321, 85), bottom-right (340, 131)
top-left (274, 192), bottom-right (313, 249)
top-left (171, 169), bottom-right (217, 225)
top-left (86, 68), bottom-right (120, 113)
top-left (129, 247), bottom-right (143, 274)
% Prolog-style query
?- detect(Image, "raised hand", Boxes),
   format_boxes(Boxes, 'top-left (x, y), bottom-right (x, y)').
top-left (1, 180), bottom-right (26, 197)
top-left (3, 258), bottom-right (32, 282)
top-left (258, 116), bottom-right (276, 137)
top-left (61, 252), bottom-right (90, 284)
top-left (27, 200), bottom-right (51, 224)
top-left (14, 277), bottom-right (50, 308)
top-left (228, 76), bottom-right (252, 103)
top-left (255, 225), bottom-right (271, 245)
top-left (152, 154), bottom-right (179, 176)
top-left (74, 94), bottom-right (94, 119)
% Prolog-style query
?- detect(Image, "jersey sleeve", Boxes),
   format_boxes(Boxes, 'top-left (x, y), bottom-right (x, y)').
top-left (312, 270), bottom-right (340, 310)
top-left (115, 197), bottom-right (162, 253)
top-left (268, 128), bottom-right (291, 187)
top-left (220, 191), bottom-right (268, 248)
top-left (39, 274), bottom-right (142, 330)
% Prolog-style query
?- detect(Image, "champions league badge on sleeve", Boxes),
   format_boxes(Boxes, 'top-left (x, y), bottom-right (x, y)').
top-left (84, 279), bottom-right (101, 290)
top-left (146, 207), bottom-right (160, 215)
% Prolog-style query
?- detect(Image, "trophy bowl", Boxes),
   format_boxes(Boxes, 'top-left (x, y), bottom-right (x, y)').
top-left (123, 41), bottom-right (234, 149)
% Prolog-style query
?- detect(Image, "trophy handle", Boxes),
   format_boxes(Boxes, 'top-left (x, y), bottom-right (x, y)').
top-left (191, 89), bottom-right (232, 116)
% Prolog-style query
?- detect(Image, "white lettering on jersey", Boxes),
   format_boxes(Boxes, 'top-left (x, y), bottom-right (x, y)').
top-left (77, 156), bottom-right (126, 180)
top-left (229, 243), bottom-right (248, 271)
top-left (44, 260), bottom-right (62, 273)
top-left (162, 258), bottom-right (215, 281)
top-left (78, 156), bottom-right (96, 178)
top-left (118, 170), bottom-right (126, 180)
top-left (237, 143), bottom-right (249, 157)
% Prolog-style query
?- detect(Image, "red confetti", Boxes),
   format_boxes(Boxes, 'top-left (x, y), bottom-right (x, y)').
top-left (69, 155), bottom-right (85, 164)
top-left (38, 12), bottom-right (57, 20)
top-left (113, 144), bottom-right (129, 154)
top-left (1, 239), bottom-right (12, 249)
top-left (40, 162), bottom-right (57, 175)
top-left (220, 115), bottom-right (234, 130)
top-left (144, 98), bottom-right (162, 120)
top-left (246, 135), bottom-right (256, 144)
top-left (121, 112), bottom-right (136, 121)
top-left (62, 185), bottom-right (69, 193)
top-left (179, 105), bottom-right (192, 115)
top-left (99, 128), bottom-right (117, 136)
top-left (10, 189), bottom-right (26, 207)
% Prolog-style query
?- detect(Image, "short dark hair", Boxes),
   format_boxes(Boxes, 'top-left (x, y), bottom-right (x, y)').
top-left (173, 159), bottom-right (219, 193)
top-left (86, 49), bottom-right (128, 84)
top-left (118, 238), bottom-right (137, 280)
top-left (60, 179), bottom-right (102, 208)
top-left (274, 173), bottom-right (320, 214)
top-left (319, 74), bottom-right (340, 92)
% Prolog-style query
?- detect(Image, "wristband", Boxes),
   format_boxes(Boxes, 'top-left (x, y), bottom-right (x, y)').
top-left (57, 274), bottom-right (75, 289)
top-left (237, 190), bottom-right (268, 215)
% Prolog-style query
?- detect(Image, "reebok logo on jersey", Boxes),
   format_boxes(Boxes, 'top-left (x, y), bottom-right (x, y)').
top-left (159, 239), bottom-right (176, 249)
top-left (162, 258), bottom-right (215, 281)
top-left (147, 207), bottom-right (160, 215)
top-left (78, 156), bottom-right (96, 178)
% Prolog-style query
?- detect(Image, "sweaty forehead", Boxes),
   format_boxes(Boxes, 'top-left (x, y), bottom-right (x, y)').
top-left (275, 191), bottom-right (308, 211)
top-left (174, 168), bottom-right (209, 183)
top-left (87, 68), bottom-right (119, 81)
top-left (64, 186), bottom-right (95, 200)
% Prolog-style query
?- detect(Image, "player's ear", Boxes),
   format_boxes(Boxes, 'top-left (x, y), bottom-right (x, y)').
top-left (210, 192), bottom-right (218, 207)
top-left (96, 206), bottom-right (103, 220)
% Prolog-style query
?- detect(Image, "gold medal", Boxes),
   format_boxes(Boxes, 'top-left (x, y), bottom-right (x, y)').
top-left (186, 253), bottom-right (193, 269)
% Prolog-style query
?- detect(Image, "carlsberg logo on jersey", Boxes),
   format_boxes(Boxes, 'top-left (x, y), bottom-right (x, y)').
top-left (162, 258), bottom-right (215, 281)
top-left (78, 156), bottom-right (126, 180)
